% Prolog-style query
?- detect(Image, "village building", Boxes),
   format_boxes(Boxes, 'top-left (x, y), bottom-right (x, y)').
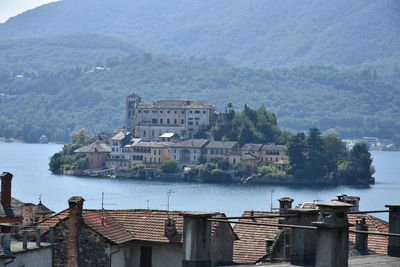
top-left (125, 93), bottom-right (216, 140)
top-left (260, 144), bottom-right (287, 164)
top-left (130, 141), bottom-right (172, 167)
top-left (228, 151), bottom-right (242, 168)
top-left (169, 139), bottom-right (210, 164)
top-left (74, 141), bottom-right (111, 169)
top-left (36, 196), bottom-right (237, 267)
top-left (106, 131), bottom-right (134, 170)
top-left (204, 141), bottom-right (239, 162)
top-left (21, 201), bottom-right (54, 227)
top-left (238, 144), bottom-right (288, 172)
top-left (0, 173), bottom-right (54, 232)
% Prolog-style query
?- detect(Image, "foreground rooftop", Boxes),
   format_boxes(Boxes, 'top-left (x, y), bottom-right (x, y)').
top-left (223, 255), bottom-right (400, 267)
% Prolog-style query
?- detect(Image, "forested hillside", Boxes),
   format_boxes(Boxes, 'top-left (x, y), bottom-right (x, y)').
top-left (0, 54), bottom-right (399, 143)
top-left (0, 0), bottom-right (399, 69)
top-left (0, 34), bottom-right (142, 72)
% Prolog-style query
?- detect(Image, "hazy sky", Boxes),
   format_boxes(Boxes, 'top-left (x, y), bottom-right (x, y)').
top-left (0, 0), bottom-right (58, 23)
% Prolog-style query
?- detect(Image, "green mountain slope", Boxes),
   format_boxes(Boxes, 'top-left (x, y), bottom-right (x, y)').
top-left (0, 0), bottom-right (399, 69)
top-left (0, 54), bottom-right (399, 143)
top-left (0, 33), bottom-right (142, 72)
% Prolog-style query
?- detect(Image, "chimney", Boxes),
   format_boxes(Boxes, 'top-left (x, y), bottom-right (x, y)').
top-left (278, 197), bottom-right (294, 215)
top-left (314, 201), bottom-right (352, 267)
top-left (181, 212), bottom-right (216, 267)
top-left (1, 172), bottom-right (13, 206)
top-left (355, 217), bottom-right (368, 255)
top-left (164, 217), bottom-right (177, 237)
top-left (68, 196), bottom-right (85, 267)
top-left (265, 235), bottom-right (275, 254)
top-left (335, 194), bottom-right (360, 212)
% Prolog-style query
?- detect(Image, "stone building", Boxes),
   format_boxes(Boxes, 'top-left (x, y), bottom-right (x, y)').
top-left (21, 201), bottom-right (54, 227)
top-left (130, 141), bottom-right (172, 167)
top-left (259, 144), bottom-right (288, 164)
top-left (37, 196), bottom-right (237, 267)
top-left (74, 141), bottom-right (111, 169)
top-left (204, 141), bottom-right (239, 162)
top-left (106, 131), bottom-right (134, 170)
top-left (239, 144), bottom-right (288, 172)
top-left (169, 139), bottom-right (210, 164)
top-left (125, 93), bottom-right (216, 140)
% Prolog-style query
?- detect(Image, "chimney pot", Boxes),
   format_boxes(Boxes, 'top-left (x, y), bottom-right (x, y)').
top-left (165, 218), bottom-right (177, 237)
top-left (1, 172), bottom-right (13, 206)
top-left (355, 217), bottom-right (368, 255)
top-left (278, 197), bottom-right (294, 215)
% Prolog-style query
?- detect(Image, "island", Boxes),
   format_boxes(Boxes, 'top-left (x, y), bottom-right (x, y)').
top-left (49, 94), bottom-right (374, 186)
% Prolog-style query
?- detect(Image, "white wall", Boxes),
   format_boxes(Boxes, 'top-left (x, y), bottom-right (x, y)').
top-left (127, 243), bottom-right (182, 267)
top-left (0, 246), bottom-right (52, 267)
top-left (111, 245), bottom-right (131, 267)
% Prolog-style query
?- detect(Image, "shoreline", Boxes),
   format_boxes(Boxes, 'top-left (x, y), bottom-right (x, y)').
top-left (61, 170), bottom-right (373, 188)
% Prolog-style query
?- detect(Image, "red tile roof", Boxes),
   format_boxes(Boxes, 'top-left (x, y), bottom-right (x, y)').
top-left (233, 211), bottom-right (281, 264)
top-left (34, 208), bottom-right (231, 245)
top-left (105, 209), bottom-right (184, 243)
top-left (348, 214), bottom-right (388, 254)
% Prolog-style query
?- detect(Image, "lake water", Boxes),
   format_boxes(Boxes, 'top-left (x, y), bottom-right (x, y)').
top-left (0, 142), bottom-right (399, 220)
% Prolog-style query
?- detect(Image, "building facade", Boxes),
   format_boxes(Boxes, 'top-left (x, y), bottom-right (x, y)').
top-left (106, 131), bottom-right (134, 170)
top-left (125, 94), bottom-right (216, 140)
top-left (130, 141), bottom-right (171, 167)
top-left (169, 139), bottom-right (210, 165)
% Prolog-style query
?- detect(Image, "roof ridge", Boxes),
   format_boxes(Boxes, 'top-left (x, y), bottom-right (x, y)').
top-left (366, 214), bottom-right (388, 233)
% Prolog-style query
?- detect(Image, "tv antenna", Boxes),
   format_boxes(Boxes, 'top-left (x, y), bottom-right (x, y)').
top-left (270, 189), bottom-right (274, 212)
top-left (166, 189), bottom-right (177, 212)
top-left (101, 192), bottom-right (118, 225)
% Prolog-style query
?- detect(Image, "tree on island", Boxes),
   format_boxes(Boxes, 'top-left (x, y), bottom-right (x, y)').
top-left (305, 127), bottom-right (327, 179)
top-left (49, 128), bottom-right (90, 174)
top-left (211, 104), bottom-right (281, 145)
top-left (161, 160), bottom-right (178, 173)
top-left (338, 143), bottom-right (373, 184)
top-left (287, 132), bottom-right (307, 179)
top-left (287, 128), bottom-right (373, 184)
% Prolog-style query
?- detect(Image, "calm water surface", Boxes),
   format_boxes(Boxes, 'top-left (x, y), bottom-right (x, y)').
top-left (0, 142), bottom-right (399, 220)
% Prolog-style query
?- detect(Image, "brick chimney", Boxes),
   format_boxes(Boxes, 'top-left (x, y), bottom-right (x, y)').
top-left (1, 172), bottom-right (13, 206)
top-left (68, 196), bottom-right (85, 267)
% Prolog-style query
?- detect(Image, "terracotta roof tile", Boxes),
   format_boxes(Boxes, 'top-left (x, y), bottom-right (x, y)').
top-left (348, 214), bottom-right (388, 254)
top-left (83, 211), bottom-right (133, 244)
top-left (34, 208), bottom-right (229, 245)
top-left (233, 211), bottom-right (281, 264)
top-left (106, 209), bottom-right (184, 243)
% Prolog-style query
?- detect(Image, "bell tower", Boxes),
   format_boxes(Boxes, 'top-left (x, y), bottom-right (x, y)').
top-left (125, 93), bottom-right (141, 133)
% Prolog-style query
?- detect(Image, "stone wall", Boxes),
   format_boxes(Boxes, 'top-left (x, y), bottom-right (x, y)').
top-left (44, 219), bottom-right (111, 267)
